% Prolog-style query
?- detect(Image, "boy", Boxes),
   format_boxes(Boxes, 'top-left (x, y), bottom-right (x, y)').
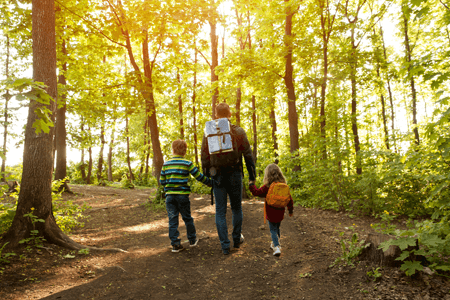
top-left (160, 139), bottom-right (212, 252)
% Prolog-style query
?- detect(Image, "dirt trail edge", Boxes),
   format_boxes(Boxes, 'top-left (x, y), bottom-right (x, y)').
top-left (1, 185), bottom-right (448, 300)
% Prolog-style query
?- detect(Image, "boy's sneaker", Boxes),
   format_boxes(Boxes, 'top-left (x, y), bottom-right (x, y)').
top-left (223, 248), bottom-right (231, 255)
top-left (189, 239), bottom-right (199, 247)
top-left (233, 234), bottom-right (245, 248)
top-left (172, 244), bottom-right (184, 253)
top-left (270, 242), bottom-right (281, 250)
top-left (273, 246), bottom-right (281, 256)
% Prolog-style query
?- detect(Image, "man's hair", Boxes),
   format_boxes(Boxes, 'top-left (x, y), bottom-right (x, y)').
top-left (172, 139), bottom-right (187, 156)
top-left (263, 163), bottom-right (286, 187)
top-left (215, 102), bottom-right (231, 118)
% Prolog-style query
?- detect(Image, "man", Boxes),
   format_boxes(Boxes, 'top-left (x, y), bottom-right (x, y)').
top-left (201, 103), bottom-right (256, 255)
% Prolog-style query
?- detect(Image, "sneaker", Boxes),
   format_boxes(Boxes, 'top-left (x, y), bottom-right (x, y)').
top-left (172, 244), bottom-right (184, 253)
top-left (233, 234), bottom-right (245, 248)
top-left (189, 239), bottom-right (199, 247)
top-left (223, 248), bottom-right (231, 255)
top-left (270, 242), bottom-right (281, 250)
top-left (273, 246), bottom-right (281, 257)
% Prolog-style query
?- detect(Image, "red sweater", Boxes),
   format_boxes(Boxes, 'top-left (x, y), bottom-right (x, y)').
top-left (249, 184), bottom-right (294, 223)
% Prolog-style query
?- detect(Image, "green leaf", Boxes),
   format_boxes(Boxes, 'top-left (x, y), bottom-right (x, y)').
top-left (63, 254), bottom-right (75, 259)
top-left (395, 250), bottom-right (410, 261)
top-left (400, 261), bottom-right (423, 276)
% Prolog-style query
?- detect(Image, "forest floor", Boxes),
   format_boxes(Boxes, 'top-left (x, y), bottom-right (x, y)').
top-left (1, 184), bottom-right (449, 300)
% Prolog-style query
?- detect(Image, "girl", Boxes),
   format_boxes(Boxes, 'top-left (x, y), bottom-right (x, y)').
top-left (249, 163), bottom-right (294, 256)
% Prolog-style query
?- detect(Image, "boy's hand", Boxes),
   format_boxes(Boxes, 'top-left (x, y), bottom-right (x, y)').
top-left (289, 212), bottom-right (293, 217)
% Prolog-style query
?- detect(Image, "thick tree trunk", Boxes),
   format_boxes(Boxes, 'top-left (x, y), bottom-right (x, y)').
top-left (3, 0), bottom-right (78, 249)
top-left (125, 114), bottom-right (134, 180)
top-left (192, 48), bottom-right (199, 166)
top-left (210, 19), bottom-right (219, 119)
top-left (402, 11), bottom-right (420, 145)
top-left (284, 2), bottom-right (300, 171)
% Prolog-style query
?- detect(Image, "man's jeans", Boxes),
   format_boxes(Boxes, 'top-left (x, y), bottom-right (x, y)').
top-left (268, 221), bottom-right (281, 247)
top-left (213, 170), bottom-right (243, 250)
top-left (165, 194), bottom-right (196, 246)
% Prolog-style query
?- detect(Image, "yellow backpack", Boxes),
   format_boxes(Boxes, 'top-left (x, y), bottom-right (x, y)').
top-left (264, 182), bottom-right (291, 223)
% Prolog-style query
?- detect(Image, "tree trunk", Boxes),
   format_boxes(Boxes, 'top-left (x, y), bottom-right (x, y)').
top-left (284, 1), bottom-right (300, 171)
top-left (251, 95), bottom-right (257, 162)
top-left (107, 121), bottom-right (115, 182)
top-left (359, 233), bottom-right (402, 267)
top-left (125, 114), bottom-right (134, 180)
top-left (270, 104), bottom-right (279, 164)
top-left (80, 148), bottom-right (86, 182)
top-left (87, 126), bottom-right (93, 184)
top-left (379, 25), bottom-right (397, 152)
top-left (402, 10), bottom-right (420, 145)
top-left (2, 0), bottom-right (81, 250)
top-left (177, 69), bottom-right (184, 139)
top-left (192, 47), bottom-right (199, 166)
top-left (97, 125), bottom-right (105, 183)
top-left (54, 39), bottom-right (71, 192)
top-left (209, 18), bottom-right (219, 119)
top-left (320, 16), bottom-right (329, 160)
top-left (1, 35), bottom-right (11, 182)
top-left (349, 29), bottom-right (362, 175)
top-left (236, 88), bottom-right (241, 127)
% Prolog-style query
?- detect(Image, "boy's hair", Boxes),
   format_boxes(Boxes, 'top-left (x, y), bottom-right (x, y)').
top-left (172, 139), bottom-right (187, 156)
top-left (263, 163), bottom-right (286, 187)
top-left (216, 102), bottom-right (231, 118)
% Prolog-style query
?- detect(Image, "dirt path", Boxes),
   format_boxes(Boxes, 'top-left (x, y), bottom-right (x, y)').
top-left (1, 185), bottom-right (448, 299)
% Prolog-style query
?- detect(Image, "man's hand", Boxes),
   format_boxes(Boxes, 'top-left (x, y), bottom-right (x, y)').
top-left (249, 180), bottom-right (255, 185)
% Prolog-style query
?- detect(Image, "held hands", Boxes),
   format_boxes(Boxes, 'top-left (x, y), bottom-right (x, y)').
top-left (249, 180), bottom-right (255, 185)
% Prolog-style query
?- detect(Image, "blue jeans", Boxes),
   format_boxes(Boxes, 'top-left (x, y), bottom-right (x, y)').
top-left (165, 194), bottom-right (196, 246)
top-left (269, 221), bottom-right (281, 247)
top-left (213, 170), bottom-right (243, 250)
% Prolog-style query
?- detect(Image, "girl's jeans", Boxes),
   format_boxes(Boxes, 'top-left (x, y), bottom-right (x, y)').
top-left (165, 194), bottom-right (196, 246)
top-left (268, 220), bottom-right (281, 247)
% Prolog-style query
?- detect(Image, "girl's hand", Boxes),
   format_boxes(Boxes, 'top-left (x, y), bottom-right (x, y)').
top-left (289, 213), bottom-right (293, 217)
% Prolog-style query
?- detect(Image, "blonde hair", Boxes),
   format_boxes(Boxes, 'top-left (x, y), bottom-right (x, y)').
top-left (263, 163), bottom-right (286, 187)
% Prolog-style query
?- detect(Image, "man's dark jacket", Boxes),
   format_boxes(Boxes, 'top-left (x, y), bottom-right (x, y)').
top-left (201, 123), bottom-right (256, 181)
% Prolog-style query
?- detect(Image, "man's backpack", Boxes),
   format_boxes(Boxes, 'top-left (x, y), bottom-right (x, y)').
top-left (264, 182), bottom-right (291, 223)
top-left (204, 118), bottom-right (240, 169)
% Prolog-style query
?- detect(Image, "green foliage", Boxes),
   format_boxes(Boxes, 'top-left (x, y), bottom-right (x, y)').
top-left (78, 248), bottom-right (90, 255)
top-left (19, 209), bottom-right (46, 249)
top-left (146, 185), bottom-right (165, 211)
top-left (331, 227), bottom-right (370, 268)
top-left (366, 267), bottom-right (382, 282)
top-left (0, 242), bottom-right (16, 265)
top-left (120, 175), bottom-right (135, 189)
top-left (189, 177), bottom-right (211, 195)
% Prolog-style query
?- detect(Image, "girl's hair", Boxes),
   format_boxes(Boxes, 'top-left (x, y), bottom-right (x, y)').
top-left (263, 163), bottom-right (286, 187)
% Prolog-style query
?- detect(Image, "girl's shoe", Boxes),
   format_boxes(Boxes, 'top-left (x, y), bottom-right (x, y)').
top-left (273, 246), bottom-right (281, 256)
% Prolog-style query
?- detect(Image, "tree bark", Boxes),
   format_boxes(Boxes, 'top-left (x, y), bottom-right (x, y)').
top-left (107, 121), bottom-right (115, 182)
top-left (3, 0), bottom-right (79, 249)
top-left (97, 125), bottom-right (105, 183)
top-left (284, 1), bottom-right (300, 171)
top-left (251, 95), bottom-right (257, 162)
top-left (236, 88), bottom-right (241, 127)
top-left (1, 35), bottom-right (11, 182)
top-left (270, 104), bottom-right (279, 164)
top-left (192, 47), bottom-right (199, 166)
top-left (54, 39), bottom-right (71, 191)
top-left (402, 9), bottom-right (420, 145)
top-left (125, 114), bottom-right (134, 180)
top-left (177, 69), bottom-right (184, 139)
top-left (87, 127), bottom-right (93, 184)
top-left (209, 17), bottom-right (219, 119)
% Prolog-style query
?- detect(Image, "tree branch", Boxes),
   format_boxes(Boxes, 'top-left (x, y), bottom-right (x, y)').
top-left (440, 0), bottom-right (450, 10)
top-left (54, 0), bottom-right (126, 48)
top-left (196, 48), bottom-right (212, 68)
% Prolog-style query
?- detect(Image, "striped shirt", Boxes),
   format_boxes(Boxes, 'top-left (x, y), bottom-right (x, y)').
top-left (160, 156), bottom-right (211, 194)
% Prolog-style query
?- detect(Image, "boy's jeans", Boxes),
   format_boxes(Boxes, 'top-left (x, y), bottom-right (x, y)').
top-left (165, 194), bottom-right (196, 246)
top-left (268, 221), bottom-right (281, 247)
top-left (213, 170), bottom-right (243, 250)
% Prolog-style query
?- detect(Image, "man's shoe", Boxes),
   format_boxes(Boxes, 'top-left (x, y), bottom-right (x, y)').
top-left (223, 248), bottom-right (231, 255)
top-left (233, 234), bottom-right (245, 248)
top-left (189, 239), bottom-right (199, 247)
top-left (172, 244), bottom-right (184, 253)
top-left (273, 246), bottom-right (281, 257)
